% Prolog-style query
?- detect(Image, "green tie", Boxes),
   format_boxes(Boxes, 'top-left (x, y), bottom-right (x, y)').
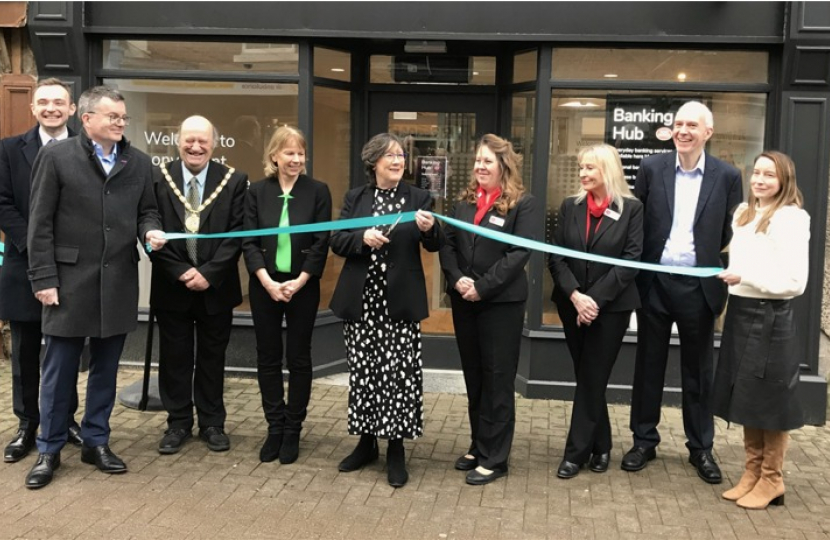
top-left (276, 192), bottom-right (293, 272)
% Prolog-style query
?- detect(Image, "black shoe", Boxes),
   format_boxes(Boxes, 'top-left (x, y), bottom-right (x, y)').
top-left (80, 445), bottom-right (127, 474)
top-left (387, 439), bottom-right (408, 488)
top-left (25, 453), bottom-right (60, 489)
top-left (621, 446), bottom-right (656, 472)
top-left (158, 428), bottom-right (192, 455)
top-left (67, 424), bottom-right (83, 446)
top-left (199, 427), bottom-right (230, 452)
top-left (689, 450), bottom-right (722, 484)
top-left (556, 460), bottom-right (582, 479)
top-left (260, 434), bottom-right (283, 463)
top-left (454, 453), bottom-right (478, 471)
top-left (4, 429), bottom-right (36, 463)
top-left (466, 467), bottom-right (508, 486)
top-left (589, 452), bottom-right (610, 473)
top-left (338, 434), bottom-right (378, 472)
top-left (279, 433), bottom-right (300, 465)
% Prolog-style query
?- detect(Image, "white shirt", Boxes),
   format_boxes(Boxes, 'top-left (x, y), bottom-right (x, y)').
top-left (38, 128), bottom-right (69, 147)
top-left (181, 163), bottom-right (208, 202)
top-left (660, 152), bottom-right (705, 267)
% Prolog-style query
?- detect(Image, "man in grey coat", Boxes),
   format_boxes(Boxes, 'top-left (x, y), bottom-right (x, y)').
top-left (25, 85), bottom-right (167, 489)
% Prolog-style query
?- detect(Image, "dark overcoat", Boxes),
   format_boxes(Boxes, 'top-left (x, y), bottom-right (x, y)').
top-left (0, 126), bottom-right (75, 321)
top-left (27, 130), bottom-right (161, 338)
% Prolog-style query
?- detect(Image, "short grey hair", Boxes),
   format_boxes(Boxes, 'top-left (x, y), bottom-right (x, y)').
top-left (676, 100), bottom-right (714, 129)
top-left (78, 85), bottom-right (125, 116)
top-left (361, 133), bottom-right (404, 186)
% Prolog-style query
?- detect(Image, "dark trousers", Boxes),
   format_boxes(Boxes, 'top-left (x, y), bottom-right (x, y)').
top-left (558, 305), bottom-right (630, 464)
top-left (156, 295), bottom-right (233, 431)
top-left (37, 334), bottom-right (125, 454)
top-left (450, 292), bottom-right (524, 471)
top-left (249, 274), bottom-right (319, 435)
top-left (630, 273), bottom-right (716, 453)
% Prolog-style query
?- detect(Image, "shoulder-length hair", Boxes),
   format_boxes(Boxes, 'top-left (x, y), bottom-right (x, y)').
top-left (457, 134), bottom-right (525, 215)
top-left (361, 133), bottom-right (404, 186)
top-left (263, 125), bottom-right (307, 178)
top-left (737, 150), bottom-right (803, 233)
top-left (573, 144), bottom-right (634, 211)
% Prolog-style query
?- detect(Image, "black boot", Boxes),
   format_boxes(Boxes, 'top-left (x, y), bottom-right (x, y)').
top-left (387, 438), bottom-right (408, 487)
top-left (279, 432), bottom-right (300, 465)
top-left (338, 434), bottom-right (378, 472)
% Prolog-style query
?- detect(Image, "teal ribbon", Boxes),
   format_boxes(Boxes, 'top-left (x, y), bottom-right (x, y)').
top-left (0, 240), bottom-right (4, 266)
top-left (159, 211), bottom-right (723, 277)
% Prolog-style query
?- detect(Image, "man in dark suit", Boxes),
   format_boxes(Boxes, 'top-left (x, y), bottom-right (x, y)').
top-left (150, 116), bottom-right (247, 455)
top-left (0, 78), bottom-right (84, 464)
top-left (623, 101), bottom-right (743, 484)
top-left (26, 85), bottom-right (166, 489)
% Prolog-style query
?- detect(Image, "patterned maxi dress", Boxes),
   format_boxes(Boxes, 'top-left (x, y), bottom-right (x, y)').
top-left (343, 185), bottom-right (424, 440)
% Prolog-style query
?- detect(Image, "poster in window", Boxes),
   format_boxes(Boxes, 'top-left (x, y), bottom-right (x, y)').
top-left (416, 156), bottom-right (447, 198)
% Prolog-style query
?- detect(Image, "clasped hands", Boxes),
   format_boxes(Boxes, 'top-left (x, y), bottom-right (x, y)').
top-left (362, 210), bottom-right (434, 250)
top-left (455, 276), bottom-right (481, 302)
top-left (261, 275), bottom-right (307, 303)
top-left (570, 290), bottom-right (599, 327)
top-left (179, 268), bottom-right (210, 291)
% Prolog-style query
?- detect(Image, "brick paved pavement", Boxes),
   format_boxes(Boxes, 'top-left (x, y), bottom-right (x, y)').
top-left (0, 363), bottom-right (828, 540)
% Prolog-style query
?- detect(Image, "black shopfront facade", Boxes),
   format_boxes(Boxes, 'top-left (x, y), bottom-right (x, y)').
top-left (27, 2), bottom-right (829, 423)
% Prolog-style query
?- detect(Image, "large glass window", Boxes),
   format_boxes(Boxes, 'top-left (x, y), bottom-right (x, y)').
top-left (314, 47), bottom-right (351, 82)
top-left (370, 55), bottom-right (495, 85)
top-left (104, 77), bottom-right (299, 311)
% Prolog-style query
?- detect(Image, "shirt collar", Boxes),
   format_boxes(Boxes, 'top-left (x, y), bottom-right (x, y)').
top-left (675, 151), bottom-right (706, 175)
top-left (92, 140), bottom-right (118, 163)
top-left (39, 128), bottom-right (69, 146)
top-left (181, 161), bottom-right (209, 187)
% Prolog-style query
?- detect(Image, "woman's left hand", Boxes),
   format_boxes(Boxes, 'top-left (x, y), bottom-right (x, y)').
top-left (414, 209), bottom-right (435, 232)
top-left (462, 284), bottom-right (481, 302)
top-left (280, 274), bottom-right (309, 302)
top-left (718, 271), bottom-right (742, 286)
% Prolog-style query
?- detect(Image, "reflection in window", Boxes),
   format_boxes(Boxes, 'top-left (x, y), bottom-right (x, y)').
top-left (513, 50), bottom-right (538, 84)
top-left (314, 47), bottom-right (351, 82)
top-left (103, 78), bottom-right (299, 313)
top-left (370, 55), bottom-right (495, 85)
top-left (543, 90), bottom-right (766, 328)
top-left (511, 92), bottom-right (535, 190)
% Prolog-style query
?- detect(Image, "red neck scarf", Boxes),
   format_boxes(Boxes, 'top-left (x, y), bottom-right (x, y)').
top-left (585, 193), bottom-right (610, 239)
top-left (474, 186), bottom-right (502, 225)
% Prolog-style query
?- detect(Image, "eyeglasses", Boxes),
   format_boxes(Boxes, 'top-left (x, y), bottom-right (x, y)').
top-left (87, 111), bottom-right (131, 126)
top-left (383, 153), bottom-right (407, 162)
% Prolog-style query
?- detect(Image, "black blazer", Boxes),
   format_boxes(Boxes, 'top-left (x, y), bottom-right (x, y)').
top-left (633, 151), bottom-right (742, 315)
top-left (0, 126), bottom-right (75, 321)
top-left (440, 194), bottom-right (539, 303)
top-left (548, 196), bottom-right (643, 312)
top-left (242, 174), bottom-right (332, 279)
top-left (330, 182), bottom-right (442, 321)
top-left (149, 159), bottom-right (248, 315)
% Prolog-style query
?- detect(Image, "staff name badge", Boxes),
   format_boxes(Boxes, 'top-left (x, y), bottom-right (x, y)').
top-left (603, 208), bottom-right (621, 221)
top-left (489, 215), bottom-right (505, 227)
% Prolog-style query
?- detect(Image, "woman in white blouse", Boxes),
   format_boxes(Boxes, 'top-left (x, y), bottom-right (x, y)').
top-left (713, 150), bottom-right (810, 510)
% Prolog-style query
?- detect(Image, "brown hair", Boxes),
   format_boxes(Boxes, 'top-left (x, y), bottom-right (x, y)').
top-left (263, 125), bottom-right (307, 178)
top-left (361, 133), bottom-right (404, 186)
top-left (457, 134), bottom-right (525, 215)
top-left (736, 150), bottom-right (803, 233)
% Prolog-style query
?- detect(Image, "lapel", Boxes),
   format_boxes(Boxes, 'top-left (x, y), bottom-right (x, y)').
top-left (197, 161), bottom-right (226, 228)
top-left (590, 200), bottom-right (619, 249)
top-left (354, 184), bottom-right (375, 218)
top-left (165, 160), bottom-right (187, 226)
top-left (572, 198), bottom-right (588, 250)
top-left (21, 127), bottom-right (41, 169)
top-left (105, 142), bottom-right (130, 181)
top-left (693, 153), bottom-right (717, 226)
top-left (661, 152), bottom-right (676, 221)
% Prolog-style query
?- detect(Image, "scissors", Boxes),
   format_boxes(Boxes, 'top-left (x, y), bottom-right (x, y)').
top-left (383, 213), bottom-right (403, 237)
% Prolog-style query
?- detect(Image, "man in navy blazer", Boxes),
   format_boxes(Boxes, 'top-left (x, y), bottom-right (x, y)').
top-left (0, 78), bottom-right (83, 463)
top-left (622, 101), bottom-right (742, 484)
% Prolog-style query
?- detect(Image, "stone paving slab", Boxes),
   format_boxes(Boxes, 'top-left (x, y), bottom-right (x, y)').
top-left (0, 362), bottom-right (828, 540)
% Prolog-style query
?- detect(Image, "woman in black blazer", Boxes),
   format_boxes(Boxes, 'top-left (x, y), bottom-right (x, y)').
top-left (548, 143), bottom-right (643, 478)
top-left (330, 133), bottom-right (441, 488)
top-left (439, 134), bottom-right (539, 486)
top-left (242, 126), bottom-right (332, 464)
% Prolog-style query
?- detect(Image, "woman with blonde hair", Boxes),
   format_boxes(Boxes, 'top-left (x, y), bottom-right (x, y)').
top-left (243, 126), bottom-right (332, 464)
top-left (714, 150), bottom-right (810, 509)
top-left (548, 144), bottom-right (643, 478)
top-left (440, 134), bottom-right (539, 485)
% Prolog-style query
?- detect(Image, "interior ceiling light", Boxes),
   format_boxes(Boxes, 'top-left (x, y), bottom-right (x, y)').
top-left (677, 72), bottom-right (687, 81)
top-left (331, 68), bottom-right (345, 72)
top-left (603, 73), bottom-right (618, 78)
top-left (561, 100), bottom-right (599, 108)
top-left (404, 40), bottom-right (447, 54)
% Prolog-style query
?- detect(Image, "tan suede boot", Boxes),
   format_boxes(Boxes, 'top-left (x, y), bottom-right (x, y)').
top-left (723, 426), bottom-right (764, 501)
top-left (736, 430), bottom-right (787, 509)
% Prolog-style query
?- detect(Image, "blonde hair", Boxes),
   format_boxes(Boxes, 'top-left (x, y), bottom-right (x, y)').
top-left (458, 134), bottom-right (525, 215)
top-left (573, 144), bottom-right (634, 211)
top-left (263, 125), bottom-right (307, 178)
top-left (736, 150), bottom-right (803, 234)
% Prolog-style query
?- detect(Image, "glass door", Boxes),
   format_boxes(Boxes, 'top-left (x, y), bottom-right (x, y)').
top-left (369, 92), bottom-right (496, 335)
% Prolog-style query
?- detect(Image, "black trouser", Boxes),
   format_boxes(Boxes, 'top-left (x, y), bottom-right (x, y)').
top-left (450, 293), bottom-right (524, 471)
top-left (630, 273), bottom-right (716, 453)
top-left (557, 305), bottom-right (630, 464)
top-left (249, 274), bottom-right (319, 435)
top-left (10, 320), bottom-right (78, 433)
top-left (156, 295), bottom-right (233, 431)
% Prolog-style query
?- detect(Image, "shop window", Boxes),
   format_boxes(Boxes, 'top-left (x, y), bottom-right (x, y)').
top-left (511, 92), bottom-right (535, 190)
top-left (313, 86), bottom-right (351, 310)
top-left (552, 48), bottom-right (768, 84)
top-left (103, 77), bottom-right (299, 312)
top-left (314, 47), bottom-right (351, 82)
top-left (370, 55), bottom-right (495, 85)
top-left (543, 90), bottom-right (766, 328)
top-left (513, 50), bottom-right (537, 84)
top-left (104, 41), bottom-right (299, 74)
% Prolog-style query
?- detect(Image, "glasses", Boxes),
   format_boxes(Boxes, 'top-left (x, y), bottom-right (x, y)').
top-left (382, 153), bottom-right (407, 162)
top-left (87, 111), bottom-right (131, 126)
